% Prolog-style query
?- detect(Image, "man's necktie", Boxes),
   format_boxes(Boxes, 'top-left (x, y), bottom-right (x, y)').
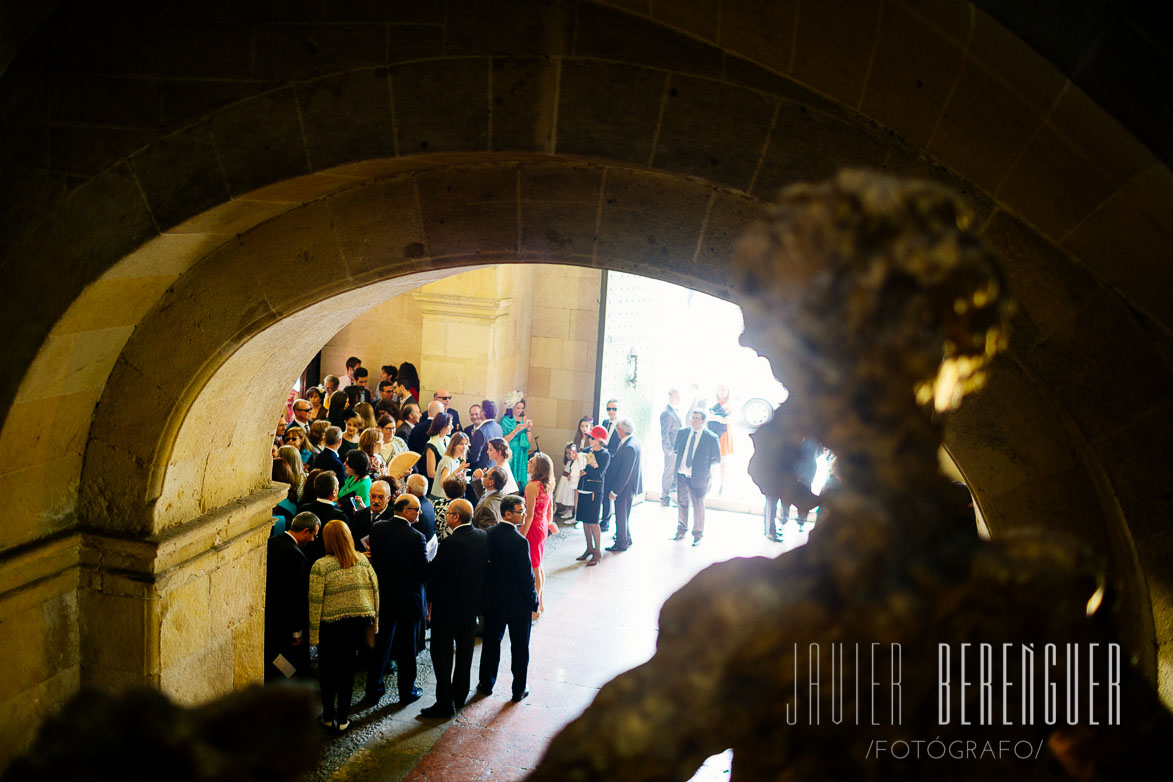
top-left (686, 431), bottom-right (698, 467)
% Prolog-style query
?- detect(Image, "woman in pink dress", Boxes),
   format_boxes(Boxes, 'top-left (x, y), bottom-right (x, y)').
top-left (521, 452), bottom-right (559, 619)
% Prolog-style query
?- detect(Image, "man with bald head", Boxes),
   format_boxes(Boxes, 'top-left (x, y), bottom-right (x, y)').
top-left (350, 479), bottom-right (392, 552)
top-left (406, 473), bottom-right (437, 560)
top-left (420, 498), bottom-right (489, 718)
top-left (363, 492), bottom-right (427, 706)
top-left (409, 399), bottom-right (446, 460)
top-left (432, 387), bottom-right (462, 432)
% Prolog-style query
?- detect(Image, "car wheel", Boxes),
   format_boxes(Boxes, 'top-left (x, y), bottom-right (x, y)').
top-left (741, 397), bottom-right (774, 428)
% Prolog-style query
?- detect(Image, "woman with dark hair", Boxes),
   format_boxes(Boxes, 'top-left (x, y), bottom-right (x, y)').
top-left (272, 448), bottom-right (300, 529)
top-left (396, 362), bottom-right (421, 403)
top-left (576, 427), bottom-right (612, 565)
top-left (377, 414), bottom-right (408, 463)
top-left (298, 468), bottom-right (325, 509)
top-left (479, 437), bottom-right (519, 494)
top-left (500, 397), bottom-right (533, 487)
top-left (309, 519), bottom-right (379, 735)
top-left (327, 390), bottom-right (350, 428)
top-left (306, 386), bottom-right (326, 421)
top-left (283, 427), bottom-right (312, 465)
top-left (521, 452), bottom-right (559, 618)
top-left (555, 416), bottom-right (593, 519)
top-left (338, 449), bottom-right (372, 510)
top-left (424, 411), bottom-right (453, 493)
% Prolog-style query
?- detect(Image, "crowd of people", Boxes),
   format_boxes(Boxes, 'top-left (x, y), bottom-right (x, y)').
top-left (265, 358), bottom-right (652, 734)
top-left (267, 357), bottom-right (831, 735)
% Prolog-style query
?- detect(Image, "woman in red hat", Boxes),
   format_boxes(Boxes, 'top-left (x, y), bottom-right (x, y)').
top-left (574, 425), bottom-right (613, 565)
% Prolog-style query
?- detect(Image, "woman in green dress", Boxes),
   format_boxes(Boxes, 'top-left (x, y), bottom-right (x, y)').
top-left (500, 397), bottom-right (533, 489)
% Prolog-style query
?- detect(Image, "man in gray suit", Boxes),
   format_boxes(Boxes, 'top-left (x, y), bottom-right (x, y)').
top-left (659, 389), bottom-right (682, 507)
top-left (472, 466), bottom-right (508, 529)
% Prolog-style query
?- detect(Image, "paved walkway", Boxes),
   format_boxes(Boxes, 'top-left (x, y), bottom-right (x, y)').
top-left (317, 501), bottom-right (815, 781)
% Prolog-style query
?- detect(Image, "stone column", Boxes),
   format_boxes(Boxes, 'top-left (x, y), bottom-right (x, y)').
top-left (78, 489), bottom-right (277, 704)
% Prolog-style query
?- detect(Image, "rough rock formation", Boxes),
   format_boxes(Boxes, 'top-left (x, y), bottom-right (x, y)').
top-left (2, 684), bottom-right (321, 782)
top-left (528, 171), bottom-right (1173, 781)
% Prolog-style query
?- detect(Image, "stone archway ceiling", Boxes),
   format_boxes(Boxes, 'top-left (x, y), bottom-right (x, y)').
top-left (2, 0), bottom-right (1170, 426)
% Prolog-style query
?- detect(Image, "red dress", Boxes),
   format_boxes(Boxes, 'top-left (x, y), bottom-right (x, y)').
top-left (525, 484), bottom-right (552, 568)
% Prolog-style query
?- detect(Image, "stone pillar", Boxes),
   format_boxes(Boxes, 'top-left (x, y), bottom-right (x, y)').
top-left (78, 489), bottom-right (276, 704)
top-left (413, 265), bottom-right (534, 413)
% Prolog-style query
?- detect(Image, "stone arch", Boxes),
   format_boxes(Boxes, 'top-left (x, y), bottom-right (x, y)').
top-left (2, 0), bottom-right (1173, 760)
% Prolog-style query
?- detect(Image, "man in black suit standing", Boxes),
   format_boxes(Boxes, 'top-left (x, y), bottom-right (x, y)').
top-left (478, 495), bottom-right (539, 702)
top-left (408, 400), bottom-right (444, 459)
top-left (297, 472), bottom-right (348, 564)
top-left (420, 499), bottom-right (489, 718)
top-left (264, 511), bottom-right (319, 681)
top-left (673, 407), bottom-right (722, 546)
top-left (364, 493), bottom-right (428, 706)
top-left (314, 426), bottom-right (347, 484)
top-left (607, 418), bottom-right (642, 552)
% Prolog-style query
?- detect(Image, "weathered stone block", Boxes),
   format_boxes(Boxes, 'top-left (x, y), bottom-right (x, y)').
top-left (997, 124), bottom-right (1116, 241)
top-left (790, 0), bottom-right (879, 107)
top-left (158, 574), bottom-right (211, 668)
top-left (491, 58), bottom-right (558, 152)
top-left (392, 59), bottom-right (489, 154)
top-left (160, 633), bottom-right (234, 705)
top-left (927, 60), bottom-right (1039, 195)
top-left (233, 609), bottom-right (265, 688)
top-left (80, 588), bottom-right (149, 676)
top-left (860, 2), bottom-right (963, 148)
top-left (718, 0), bottom-right (797, 75)
top-left (447, 0), bottom-right (572, 56)
top-left (210, 544), bottom-right (265, 632)
top-left (329, 176), bottom-right (428, 278)
top-left (415, 165), bottom-right (518, 259)
top-left (556, 60), bottom-right (665, 164)
top-left (752, 103), bottom-right (887, 199)
top-left (297, 68), bottom-right (395, 171)
top-left (652, 75), bottom-right (775, 189)
top-left (130, 122), bottom-right (228, 230)
top-left (252, 22), bottom-right (385, 82)
top-left (576, 3), bottom-right (722, 78)
top-left (597, 169), bottom-right (710, 266)
top-left (209, 87), bottom-right (309, 196)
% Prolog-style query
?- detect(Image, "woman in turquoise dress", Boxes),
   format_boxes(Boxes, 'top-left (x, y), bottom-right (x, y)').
top-left (500, 397), bottom-right (533, 489)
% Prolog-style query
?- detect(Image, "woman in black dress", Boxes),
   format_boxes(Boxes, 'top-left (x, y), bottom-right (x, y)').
top-left (575, 425), bottom-right (612, 566)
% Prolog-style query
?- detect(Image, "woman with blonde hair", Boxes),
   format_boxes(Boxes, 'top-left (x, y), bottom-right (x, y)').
top-left (309, 520), bottom-right (379, 735)
top-left (354, 401), bottom-right (378, 432)
top-left (358, 427), bottom-right (387, 478)
top-left (521, 452), bottom-right (559, 619)
top-left (276, 444), bottom-right (306, 500)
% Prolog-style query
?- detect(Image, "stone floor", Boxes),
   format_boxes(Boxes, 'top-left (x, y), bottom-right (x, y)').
top-left (313, 501), bottom-right (816, 781)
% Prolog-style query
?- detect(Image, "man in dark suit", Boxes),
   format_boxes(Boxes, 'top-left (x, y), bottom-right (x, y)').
top-left (297, 471), bottom-right (348, 564)
top-left (405, 474), bottom-right (437, 555)
top-left (599, 398), bottom-right (621, 529)
top-left (350, 479), bottom-right (392, 552)
top-left (478, 495), bottom-right (539, 701)
top-left (659, 389), bottom-right (682, 506)
top-left (314, 426), bottom-right (347, 484)
top-left (264, 511), bottom-right (319, 681)
top-left (408, 400), bottom-right (443, 459)
top-left (420, 499), bottom-right (489, 718)
top-left (607, 419), bottom-right (642, 552)
top-left (431, 387), bottom-right (463, 432)
top-left (673, 407), bottom-right (722, 546)
top-left (364, 493), bottom-right (428, 705)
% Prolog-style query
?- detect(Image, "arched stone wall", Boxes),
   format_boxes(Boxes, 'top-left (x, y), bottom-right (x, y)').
top-left (2, 0), bottom-right (1172, 763)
